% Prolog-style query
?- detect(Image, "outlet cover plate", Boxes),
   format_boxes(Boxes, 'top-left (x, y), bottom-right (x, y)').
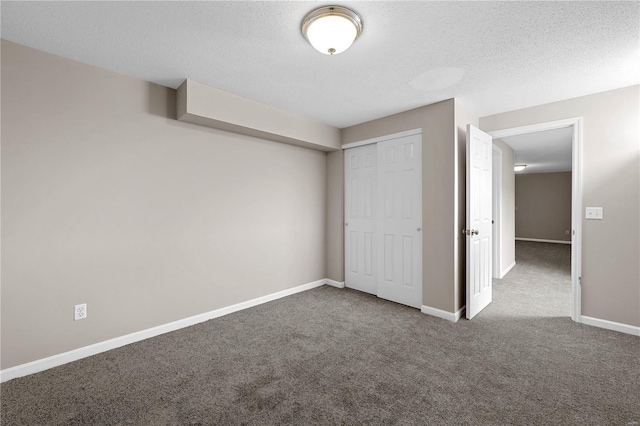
top-left (74, 303), bottom-right (87, 321)
top-left (585, 207), bottom-right (603, 220)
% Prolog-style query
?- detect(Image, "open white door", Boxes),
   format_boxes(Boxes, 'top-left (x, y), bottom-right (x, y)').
top-left (466, 124), bottom-right (493, 319)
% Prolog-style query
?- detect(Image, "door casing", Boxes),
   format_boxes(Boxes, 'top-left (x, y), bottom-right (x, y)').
top-left (488, 117), bottom-right (583, 322)
top-left (492, 145), bottom-right (503, 279)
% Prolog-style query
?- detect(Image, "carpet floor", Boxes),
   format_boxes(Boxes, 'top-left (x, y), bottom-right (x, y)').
top-left (2, 242), bottom-right (639, 425)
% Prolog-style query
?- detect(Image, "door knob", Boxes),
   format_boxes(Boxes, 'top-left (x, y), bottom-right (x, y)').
top-left (472, 229), bottom-right (479, 235)
top-left (417, 227), bottom-right (421, 231)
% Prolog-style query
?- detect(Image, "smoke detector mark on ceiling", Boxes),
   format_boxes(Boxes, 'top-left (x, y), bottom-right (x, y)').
top-left (409, 67), bottom-right (464, 92)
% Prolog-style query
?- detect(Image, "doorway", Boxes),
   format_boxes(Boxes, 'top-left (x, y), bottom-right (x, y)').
top-left (488, 118), bottom-right (583, 322)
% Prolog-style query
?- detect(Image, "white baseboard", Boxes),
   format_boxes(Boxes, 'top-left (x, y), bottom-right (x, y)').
top-left (500, 261), bottom-right (516, 278)
top-left (421, 305), bottom-right (466, 322)
top-left (515, 237), bottom-right (571, 245)
top-left (454, 306), bottom-right (466, 321)
top-left (0, 279), bottom-right (331, 383)
top-left (580, 315), bottom-right (640, 337)
top-left (325, 279), bottom-right (345, 288)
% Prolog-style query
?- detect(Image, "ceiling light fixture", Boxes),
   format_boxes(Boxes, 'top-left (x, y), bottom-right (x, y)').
top-left (301, 6), bottom-right (363, 55)
top-left (514, 164), bottom-right (527, 172)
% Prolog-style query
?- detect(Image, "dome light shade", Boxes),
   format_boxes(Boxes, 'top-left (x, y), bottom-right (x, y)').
top-left (302, 6), bottom-right (363, 55)
top-left (514, 164), bottom-right (527, 172)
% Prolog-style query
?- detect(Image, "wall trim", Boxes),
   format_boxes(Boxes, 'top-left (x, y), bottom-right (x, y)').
top-left (500, 261), bottom-right (517, 278)
top-left (492, 144), bottom-right (503, 279)
top-left (342, 128), bottom-right (422, 149)
top-left (0, 279), bottom-right (332, 383)
top-left (325, 279), bottom-right (345, 288)
top-left (454, 306), bottom-right (466, 321)
top-left (488, 117), bottom-right (582, 139)
top-left (421, 305), bottom-right (466, 322)
top-left (515, 237), bottom-right (571, 245)
top-left (581, 315), bottom-right (640, 337)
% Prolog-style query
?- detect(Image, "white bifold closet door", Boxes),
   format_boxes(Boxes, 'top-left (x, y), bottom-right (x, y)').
top-left (344, 143), bottom-right (377, 295)
top-left (344, 133), bottom-right (422, 309)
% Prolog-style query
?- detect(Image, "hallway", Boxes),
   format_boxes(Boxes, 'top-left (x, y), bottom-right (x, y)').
top-left (491, 241), bottom-right (571, 317)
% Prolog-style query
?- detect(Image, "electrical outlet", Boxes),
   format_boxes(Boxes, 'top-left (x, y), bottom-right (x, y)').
top-left (585, 207), bottom-right (603, 220)
top-left (74, 303), bottom-right (87, 321)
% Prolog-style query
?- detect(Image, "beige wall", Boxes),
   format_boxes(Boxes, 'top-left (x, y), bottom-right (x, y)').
top-left (481, 85), bottom-right (640, 327)
top-left (493, 138), bottom-right (516, 274)
top-left (326, 150), bottom-right (344, 282)
top-left (1, 40), bottom-right (328, 369)
top-left (516, 172), bottom-right (572, 241)
top-left (341, 100), bottom-right (459, 313)
top-left (177, 79), bottom-right (341, 151)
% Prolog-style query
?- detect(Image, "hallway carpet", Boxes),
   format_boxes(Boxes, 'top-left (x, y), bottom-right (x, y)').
top-left (2, 242), bottom-right (639, 425)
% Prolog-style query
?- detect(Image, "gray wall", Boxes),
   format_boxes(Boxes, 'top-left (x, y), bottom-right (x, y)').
top-left (481, 85), bottom-right (640, 327)
top-left (516, 172), bottom-right (572, 242)
top-left (340, 100), bottom-right (459, 313)
top-left (1, 40), bottom-right (328, 369)
top-left (493, 138), bottom-right (516, 274)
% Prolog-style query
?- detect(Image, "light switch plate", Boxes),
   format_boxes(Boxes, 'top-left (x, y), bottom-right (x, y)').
top-left (585, 207), bottom-right (603, 220)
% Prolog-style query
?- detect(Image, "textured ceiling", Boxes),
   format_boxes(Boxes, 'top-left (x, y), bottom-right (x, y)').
top-left (501, 127), bottom-right (573, 174)
top-left (1, 1), bottom-right (639, 128)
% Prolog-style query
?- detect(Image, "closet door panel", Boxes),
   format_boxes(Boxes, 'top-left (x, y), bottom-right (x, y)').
top-left (344, 144), bottom-right (377, 295)
top-left (376, 134), bottom-right (422, 308)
